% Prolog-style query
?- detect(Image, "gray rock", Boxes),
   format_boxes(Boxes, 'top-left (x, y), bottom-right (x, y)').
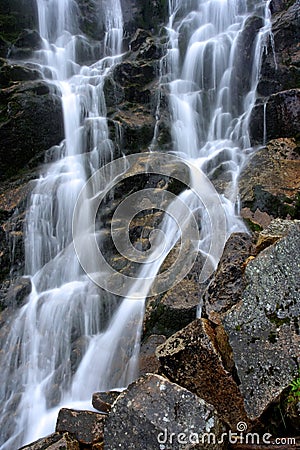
top-left (139, 334), bottom-right (166, 375)
top-left (104, 373), bottom-right (226, 450)
top-left (92, 391), bottom-right (120, 414)
top-left (223, 222), bottom-right (300, 420)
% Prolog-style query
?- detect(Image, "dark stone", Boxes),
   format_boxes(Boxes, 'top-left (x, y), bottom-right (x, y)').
top-left (257, 1), bottom-right (300, 97)
top-left (19, 432), bottom-right (80, 450)
top-left (250, 89), bottom-right (300, 144)
top-left (0, 80), bottom-right (64, 181)
top-left (129, 28), bottom-right (151, 52)
top-left (203, 233), bottom-right (254, 325)
top-left (0, 62), bottom-right (41, 87)
top-left (104, 373), bottom-right (226, 450)
top-left (223, 222), bottom-right (300, 420)
top-left (92, 391), bottom-right (120, 413)
top-left (10, 30), bottom-right (42, 58)
top-left (139, 334), bottom-right (166, 375)
top-left (56, 408), bottom-right (105, 445)
top-left (156, 318), bottom-right (249, 429)
top-left (0, 0), bottom-right (38, 44)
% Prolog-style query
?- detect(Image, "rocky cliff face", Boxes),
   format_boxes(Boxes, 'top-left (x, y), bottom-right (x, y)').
top-left (0, 0), bottom-right (299, 449)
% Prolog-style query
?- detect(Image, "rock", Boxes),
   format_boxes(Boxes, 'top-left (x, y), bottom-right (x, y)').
top-left (129, 28), bottom-right (151, 52)
top-left (92, 391), bottom-right (120, 414)
top-left (56, 408), bottom-right (105, 445)
top-left (258, 1), bottom-right (300, 97)
top-left (139, 334), bottom-right (166, 375)
top-left (10, 29), bottom-right (42, 58)
top-left (250, 89), bottom-right (300, 144)
top-left (203, 233), bottom-right (254, 325)
top-left (239, 138), bottom-right (300, 223)
top-left (156, 318), bottom-right (249, 429)
top-left (143, 278), bottom-right (201, 337)
top-left (0, 80), bottom-right (64, 181)
top-left (0, 62), bottom-right (41, 87)
top-left (255, 217), bottom-right (300, 252)
top-left (0, 0), bottom-right (38, 44)
top-left (223, 221), bottom-right (300, 420)
top-left (104, 373), bottom-right (226, 450)
top-left (2, 276), bottom-right (31, 308)
top-left (19, 432), bottom-right (79, 450)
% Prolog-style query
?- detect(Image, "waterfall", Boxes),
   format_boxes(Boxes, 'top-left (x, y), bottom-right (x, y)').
top-left (0, 0), bottom-right (273, 448)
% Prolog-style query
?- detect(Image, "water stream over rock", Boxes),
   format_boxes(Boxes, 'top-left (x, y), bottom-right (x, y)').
top-left (0, 0), bottom-right (273, 448)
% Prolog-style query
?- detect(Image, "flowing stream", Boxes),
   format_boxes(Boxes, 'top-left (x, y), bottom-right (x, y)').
top-left (0, 0), bottom-right (273, 448)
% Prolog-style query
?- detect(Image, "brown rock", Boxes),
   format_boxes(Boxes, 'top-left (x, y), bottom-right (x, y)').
top-left (156, 318), bottom-right (249, 429)
top-left (56, 409), bottom-right (105, 445)
top-left (19, 432), bottom-right (79, 450)
top-left (255, 218), bottom-right (300, 252)
top-left (92, 391), bottom-right (120, 413)
top-left (239, 138), bottom-right (300, 220)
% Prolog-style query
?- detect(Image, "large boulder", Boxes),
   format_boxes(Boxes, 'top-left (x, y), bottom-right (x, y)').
top-left (156, 319), bottom-right (249, 429)
top-left (104, 373), bottom-right (226, 450)
top-left (223, 221), bottom-right (300, 420)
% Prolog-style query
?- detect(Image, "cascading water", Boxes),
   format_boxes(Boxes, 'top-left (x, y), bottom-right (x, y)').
top-left (0, 1), bottom-right (144, 448)
top-left (0, 0), bottom-right (273, 448)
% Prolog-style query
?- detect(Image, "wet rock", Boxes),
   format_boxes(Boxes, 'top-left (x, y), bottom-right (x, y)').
top-left (203, 233), bottom-right (254, 325)
top-left (2, 276), bottom-right (31, 308)
top-left (0, 62), bottom-right (41, 87)
top-left (104, 373), bottom-right (226, 450)
top-left (19, 432), bottom-right (80, 450)
top-left (92, 391), bottom-right (120, 414)
top-left (129, 28), bottom-right (151, 52)
top-left (156, 318), bottom-right (249, 429)
top-left (223, 222), bottom-right (300, 420)
top-left (139, 334), bottom-right (166, 375)
top-left (239, 138), bottom-right (300, 223)
top-left (0, 80), bottom-right (64, 181)
top-left (10, 29), bottom-right (43, 58)
top-left (56, 408), bottom-right (105, 445)
top-left (250, 89), bottom-right (300, 144)
top-left (258, 1), bottom-right (300, 97)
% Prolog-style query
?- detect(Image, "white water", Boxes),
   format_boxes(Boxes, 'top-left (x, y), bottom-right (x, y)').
top-left (0, 0), bottom-right (273, 448)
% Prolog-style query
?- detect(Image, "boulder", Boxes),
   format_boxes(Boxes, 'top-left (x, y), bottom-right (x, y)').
top-left (0, 0), bottom-right (38, 44)
top-left (239, 138), bottom-right (300, 226)
top-left (223, 221), bottom-right (300, 420)
top-left (203, 233), bottom-right (254, 325)
top-left (104, 373), bottom-right (226, 450)
top-left (56, 408), bottom-right (105, 446)
top-left (19, 432), bottom-right (79, 450)
top-left (255, 217), bottom-right (299, 252)
top-left (156, 318), bottom-right (249, 429)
